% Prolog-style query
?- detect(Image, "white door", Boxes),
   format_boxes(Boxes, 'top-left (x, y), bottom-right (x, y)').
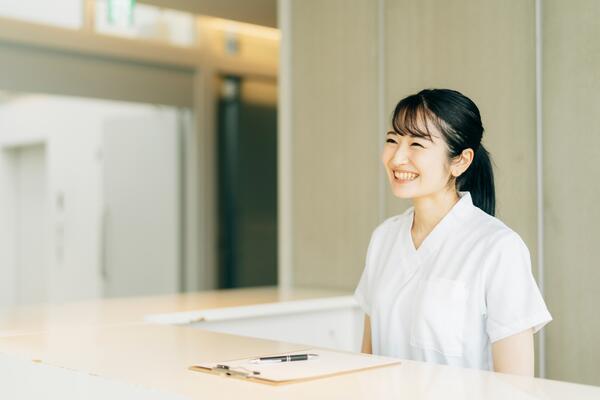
top-left (14, 144), bottom-right (47, 305)
top-left (102, 110), bottom-right (181, 297)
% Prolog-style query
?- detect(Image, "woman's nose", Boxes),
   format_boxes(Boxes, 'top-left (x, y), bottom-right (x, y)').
top-left (391, 145), bottom-right (409, 165)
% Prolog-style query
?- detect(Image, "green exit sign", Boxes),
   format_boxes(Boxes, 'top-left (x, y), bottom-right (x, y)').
top-left (107, 0), bottom-right (136, 26)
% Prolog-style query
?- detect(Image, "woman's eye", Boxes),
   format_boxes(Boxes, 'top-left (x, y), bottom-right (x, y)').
top-left (411, 143), bottom-right (424, 148)
top-left (386, 138), bottom-right (397, 144)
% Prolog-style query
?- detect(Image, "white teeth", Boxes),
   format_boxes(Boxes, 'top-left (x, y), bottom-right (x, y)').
top-left (394, 171), bottom-right (418, 181)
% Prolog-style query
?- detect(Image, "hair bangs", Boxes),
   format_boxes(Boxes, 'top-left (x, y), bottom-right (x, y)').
top-left (391, 96), bottom-right (445, 141)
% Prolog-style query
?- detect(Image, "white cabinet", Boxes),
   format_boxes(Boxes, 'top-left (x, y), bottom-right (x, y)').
top-left (101, 112), bottom-right (180, 298)
top-left (0, 96), bottom-right (183, 305)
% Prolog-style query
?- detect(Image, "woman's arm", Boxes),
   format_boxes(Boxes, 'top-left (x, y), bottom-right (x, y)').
top-left (491, 328), bottom-right (534, 376)
top-left (361, 315), bottom-right (372, 354)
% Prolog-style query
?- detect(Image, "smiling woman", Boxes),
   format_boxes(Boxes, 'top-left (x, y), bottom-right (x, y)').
top-left (355, 89), bottom-right (552, 376)
top-left (383, 89), bottom-right (495, 216)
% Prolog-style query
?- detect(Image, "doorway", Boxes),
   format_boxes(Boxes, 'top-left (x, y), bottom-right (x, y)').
top-left (217, 76), bottom-right (278, 288)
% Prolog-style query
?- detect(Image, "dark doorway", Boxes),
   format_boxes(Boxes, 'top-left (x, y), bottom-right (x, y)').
top-left (217, 76), bottom-right (278, 288)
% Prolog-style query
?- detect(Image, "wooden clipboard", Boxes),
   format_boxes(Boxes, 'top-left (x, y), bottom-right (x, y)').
top-left (188, 348), bottom-right (401, 386)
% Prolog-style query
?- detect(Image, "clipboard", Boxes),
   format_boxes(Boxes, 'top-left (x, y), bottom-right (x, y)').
top-left (189, 348), bottom-right (401, 386)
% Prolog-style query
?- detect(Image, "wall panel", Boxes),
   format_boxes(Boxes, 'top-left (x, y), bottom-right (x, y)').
top-left (383, 0), bottom-right (538, 271)
top-left (287, 0), bottom-right (381, 289)
top-left (543, 0), bottom-right (600, 386)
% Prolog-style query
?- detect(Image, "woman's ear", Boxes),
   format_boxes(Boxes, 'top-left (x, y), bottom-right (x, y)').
top-left (451, 148), bottom-right (475, 177)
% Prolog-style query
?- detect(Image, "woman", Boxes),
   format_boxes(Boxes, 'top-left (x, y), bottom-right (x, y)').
top-left (354, 89), bottom-right (552, 375)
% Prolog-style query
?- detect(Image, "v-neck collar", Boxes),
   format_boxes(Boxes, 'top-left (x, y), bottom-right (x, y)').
top-left (403, 191), bottom-right (474, 264)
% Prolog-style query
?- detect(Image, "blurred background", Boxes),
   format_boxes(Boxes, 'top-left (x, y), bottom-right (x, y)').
top-left (0, 0), bottom-right (598, 388)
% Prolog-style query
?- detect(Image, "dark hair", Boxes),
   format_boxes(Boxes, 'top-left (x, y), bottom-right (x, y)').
top-left (391, 88), bottom-right (495, 216)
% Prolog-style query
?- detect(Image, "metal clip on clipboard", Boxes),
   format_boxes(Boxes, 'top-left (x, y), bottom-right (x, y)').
top-left (212, 364), bottom-right (261, 379)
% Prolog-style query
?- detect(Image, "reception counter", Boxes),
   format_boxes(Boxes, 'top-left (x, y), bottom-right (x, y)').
top-left (0, 287), bottom-right (599, 399)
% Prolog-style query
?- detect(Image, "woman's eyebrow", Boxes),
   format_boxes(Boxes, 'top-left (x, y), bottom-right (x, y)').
top-left (413, 136), bottom-right (433, 142)
top-left (386, 130), bottom-right (398, 135)
top-left (408, 133), bottom-right (435, 142)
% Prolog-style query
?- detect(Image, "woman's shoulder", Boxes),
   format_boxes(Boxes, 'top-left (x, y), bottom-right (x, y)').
top-left (467, 206), bottom-right (529, 253)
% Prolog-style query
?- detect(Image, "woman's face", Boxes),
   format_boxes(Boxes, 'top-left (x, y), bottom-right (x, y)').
top-left (381, 118), bottom-right (454, 200)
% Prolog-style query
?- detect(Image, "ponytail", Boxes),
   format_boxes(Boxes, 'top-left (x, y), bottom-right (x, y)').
top-left (456, 144), bottom-right (495, 216)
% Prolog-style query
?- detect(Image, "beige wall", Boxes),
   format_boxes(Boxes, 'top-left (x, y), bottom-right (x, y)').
top-left (383, 0), bottom-right (538, 269)
top-left (285, 0), bottom-right (381, 289)
top-left (284, 0), bottom-right (538, 303)
top-left (282, 0), bottom-right (600, 386)
top-left (543, 0), bottom-right (600, 386)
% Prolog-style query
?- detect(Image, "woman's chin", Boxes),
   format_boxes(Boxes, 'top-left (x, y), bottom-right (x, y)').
top-left (390, 188), bottom-right (416, 199)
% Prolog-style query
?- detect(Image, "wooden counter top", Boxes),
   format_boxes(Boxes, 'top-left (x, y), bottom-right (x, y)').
top-left (0, 286), bottom-right (349, 337)
top-left (1, 323), bottom-right (600, 400)
top-left (1, 287), bottom-right (599, 399)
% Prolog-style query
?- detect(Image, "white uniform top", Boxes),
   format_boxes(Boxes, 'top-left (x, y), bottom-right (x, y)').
top-left (354, 191), bottom-right (552, 370)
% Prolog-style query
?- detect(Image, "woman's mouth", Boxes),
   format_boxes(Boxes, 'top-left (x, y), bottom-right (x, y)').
top-left (393, 170), bottom-right (419, 183)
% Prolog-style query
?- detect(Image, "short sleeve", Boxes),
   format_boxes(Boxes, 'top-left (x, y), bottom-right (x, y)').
top-left (483, 232), bottom-right (552, 343)
top-left (353, 225), bottom-right (383, 316)
top-left (354, 263), bottom-right (371, 316)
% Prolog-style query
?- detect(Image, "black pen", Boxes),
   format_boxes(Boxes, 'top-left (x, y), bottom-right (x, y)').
top-left (249, 353), bottom-right (319, 364)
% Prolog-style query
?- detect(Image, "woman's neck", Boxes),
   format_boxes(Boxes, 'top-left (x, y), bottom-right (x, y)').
top-left (411, 187), bottom-right (460, 248)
